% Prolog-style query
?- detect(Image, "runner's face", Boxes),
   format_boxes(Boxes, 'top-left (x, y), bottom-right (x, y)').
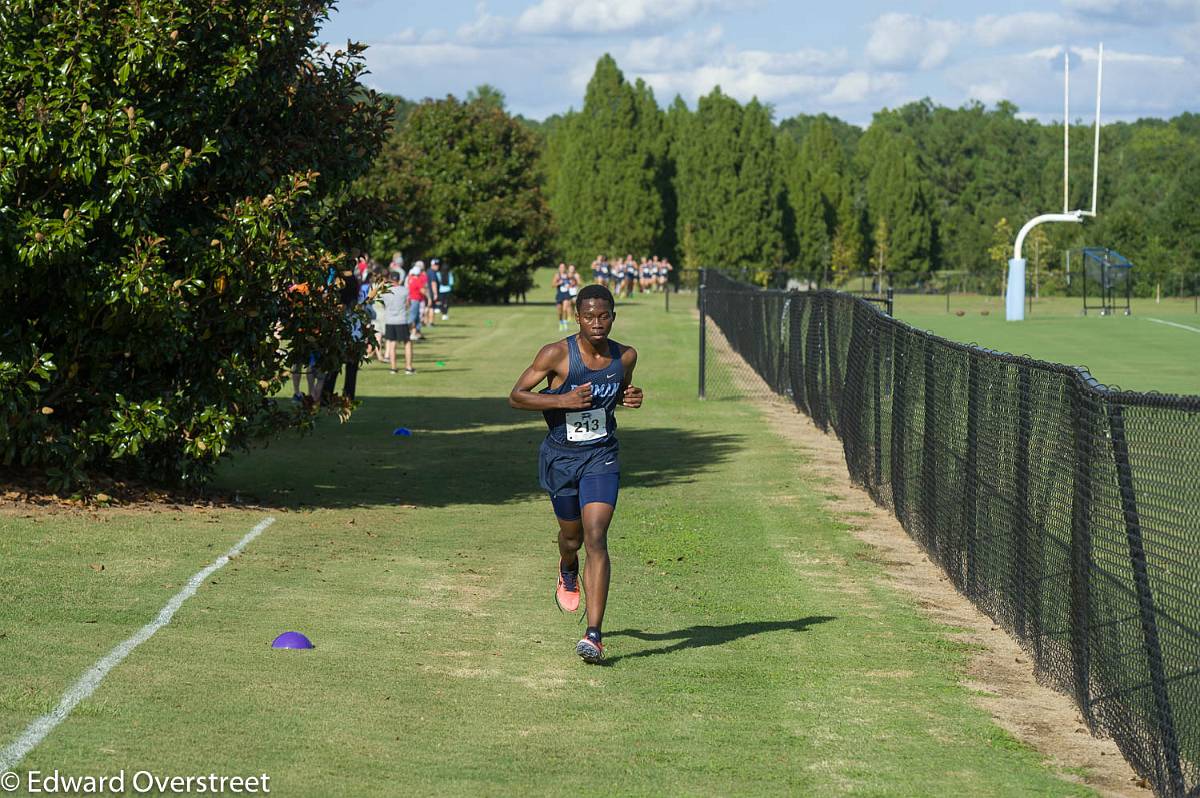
top-left (576, 298), bottom-right (614, 341)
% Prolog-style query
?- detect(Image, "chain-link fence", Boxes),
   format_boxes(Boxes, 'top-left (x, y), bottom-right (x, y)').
top-left (701, 269), bottom-right (1200, 797)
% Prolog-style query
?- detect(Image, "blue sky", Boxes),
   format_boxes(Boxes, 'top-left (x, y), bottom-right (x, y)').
top-left (321, 1), bottom-right (1200, 126)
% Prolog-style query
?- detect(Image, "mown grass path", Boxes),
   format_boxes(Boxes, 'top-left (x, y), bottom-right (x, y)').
top-left (0, 292), bottom-right (1095, 795)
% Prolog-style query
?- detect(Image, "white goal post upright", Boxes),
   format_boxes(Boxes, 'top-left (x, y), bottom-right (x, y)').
top-left (1006, 44), bottom-right (1104, 321)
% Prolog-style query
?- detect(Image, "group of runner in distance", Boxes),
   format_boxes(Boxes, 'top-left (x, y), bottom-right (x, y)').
top-left (551, 256), bottom-right (673, 331)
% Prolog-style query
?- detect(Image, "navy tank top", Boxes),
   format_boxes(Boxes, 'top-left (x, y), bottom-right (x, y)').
top-left (541, 336), bottom-right (624, 447)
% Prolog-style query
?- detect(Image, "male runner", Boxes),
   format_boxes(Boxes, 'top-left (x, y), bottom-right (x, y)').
top-left (552, 263), bottom-right (570, 330)
top-left (508, 284), bottom-right (643, 663)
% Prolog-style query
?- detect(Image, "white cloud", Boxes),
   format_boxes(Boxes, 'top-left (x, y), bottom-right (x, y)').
top-left (516, 0), bottom-right (752, 36)
top-left (822, 71), bottom-right (904, 105)
top-left (948, 45), bottom-right (1200, 121)
top-left (972, 12), bottom-right (1088, 47)
top-left (866, 13), bottom-right (963, 70)
top-left (365, 42), bottom-right (489, 72)
top-left (623, 26), bottom-right (725, 72)
top-left (338, 0), bottom-right (1199, 126)
top-left (1062, 0), bottom-right (1200, 23)
top-left (641, 66), bottom-right (833, 106)
top-left (457, 2), bottom-right (512, 44)
top-left (616, 25), bottom-right (850, 109)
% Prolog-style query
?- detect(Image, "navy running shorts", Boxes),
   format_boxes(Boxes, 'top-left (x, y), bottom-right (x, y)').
top-left (550, 473), bottom-right (619, 520)
top-left (538, 437), bottom-right (620, 519)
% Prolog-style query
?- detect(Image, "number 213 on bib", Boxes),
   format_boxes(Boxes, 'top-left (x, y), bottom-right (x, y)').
top-left (565, 410), bottom-right (605, 443)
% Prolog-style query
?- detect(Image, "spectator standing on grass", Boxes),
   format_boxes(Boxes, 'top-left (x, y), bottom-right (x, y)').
top-left (425, 259), bottom-right (442, 328)
top-left (380, 270), bottom-right (414, 374)
top-left (324, 272), bottom-right (366, 401)
top-left (371, 265), bottom-right (389, 362)
top-left (287, 280), bottom-right (325, 407)
top-left (437, 261), bottom-right (454, 319)
top-left (407, 260), bottom-right (428, 340)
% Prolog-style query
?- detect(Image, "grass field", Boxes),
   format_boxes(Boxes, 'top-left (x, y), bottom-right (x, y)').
top-left (892, 293), bottom-right (1200, 396)
top-left (0, 286), bottom-right (1105, 795)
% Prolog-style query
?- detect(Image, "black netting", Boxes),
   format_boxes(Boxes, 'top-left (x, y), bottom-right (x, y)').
top-left (702, 270), bottom-right (1200, 798)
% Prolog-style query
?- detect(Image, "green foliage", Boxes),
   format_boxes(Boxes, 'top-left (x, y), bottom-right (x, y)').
top-left (673, 90), bottom-right (786, 271)
top-left (781, 135), bottom-right (829, 279)
top-left (362, 95), bottom-right (553, 301)
top-left (466, 83), bottom-right (506, 111)
top-left (988, 218), bottom-right (1015, 294)
top-left (865, 135), bottom-right (933, 282)
top-left (779, 112), bottom-right (862, 156)
top-left (552, 55), bottom-right (665, 265)
top-left (830, 191), bottom-right (864, 277)
top-left (0, 0), bottom-right (390, 487)
top-left (800, 119), bottom-right (851, 233)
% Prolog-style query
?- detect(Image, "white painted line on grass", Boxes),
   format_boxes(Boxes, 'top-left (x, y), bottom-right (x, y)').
top-left (0, 515), bottom-right (276, 772)
top-left (1146, 317), bottom-right (1200, 335)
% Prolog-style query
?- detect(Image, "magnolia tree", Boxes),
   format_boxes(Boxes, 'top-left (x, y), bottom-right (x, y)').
top-left (0, 1), bottom-right (391, 488)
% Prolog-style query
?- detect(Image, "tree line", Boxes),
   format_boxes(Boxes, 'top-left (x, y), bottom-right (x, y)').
top-left (367, 54), bottom-right (1200, 297)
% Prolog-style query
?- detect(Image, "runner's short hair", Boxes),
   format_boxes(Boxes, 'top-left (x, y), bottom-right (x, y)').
top-left (575, 284), bottom-right (615, 312)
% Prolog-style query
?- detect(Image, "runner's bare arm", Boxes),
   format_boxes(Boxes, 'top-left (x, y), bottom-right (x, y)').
top-left (509, 343), bottom-right (592, 411)
top-left (618, 346), bottom-right (642, 408)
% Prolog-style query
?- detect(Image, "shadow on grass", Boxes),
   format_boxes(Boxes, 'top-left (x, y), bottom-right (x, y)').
top-left (214, 395), bottom-right (742, 510)
top-left (602, 617), bottom-right (836, 665)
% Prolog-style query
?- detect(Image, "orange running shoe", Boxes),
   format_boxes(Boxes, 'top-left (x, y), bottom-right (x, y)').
top-left (576, 633), bottom-right (604, 663)
top-left (555, 563), bottom-right (581, 613)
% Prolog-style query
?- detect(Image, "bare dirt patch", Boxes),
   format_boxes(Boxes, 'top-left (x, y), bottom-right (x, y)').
top-left (0, 466), bottom-right (259, 514)
top-left (707, 320), bottom-right (1151, 798)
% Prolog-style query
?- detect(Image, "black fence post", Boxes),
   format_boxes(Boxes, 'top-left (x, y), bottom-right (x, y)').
top-left (789, 295), bottom-right (806, 413)
top-left (698, 267), bottom-right (707, 401)
top-left (890, 332), bottom-right (908, 521)
top-left (827, 295), bottom-right (844, 432)
top-left (805, 293), bottom-right (823, 427)
top-left (818, 293), bottom-right (830, 430)
top-left (964, 353), bottom-right (979, 597)
top-left (1069, 371), bottom-right (1096, 727)
top-left (1108, 402), bottom-right (1186, 795)
top-left (872, 320), bottom-right (883, 495)
top-left (886, 287), bottom-right (894, 317)
top-left (1012, 367), bottom-right (1033, 643)
top-left (921, 337), bottom-right (940, 559)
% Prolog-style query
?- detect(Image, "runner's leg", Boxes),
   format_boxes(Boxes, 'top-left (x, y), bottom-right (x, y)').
top-left (557, 516), bottom-right (582, 571)
top-left (580, 501), bottom-right (614, 632)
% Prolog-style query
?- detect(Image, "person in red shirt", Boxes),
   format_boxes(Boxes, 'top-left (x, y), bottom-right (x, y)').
top-left (407, 261), bottom-right (429, 341)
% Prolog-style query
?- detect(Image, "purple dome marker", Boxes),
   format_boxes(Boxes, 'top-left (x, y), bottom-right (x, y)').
top-left (271, 631), bottom-right (314, 649)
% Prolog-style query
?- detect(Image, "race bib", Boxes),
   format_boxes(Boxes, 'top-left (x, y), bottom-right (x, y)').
top-left (565, 410), bottom-right (606, 443)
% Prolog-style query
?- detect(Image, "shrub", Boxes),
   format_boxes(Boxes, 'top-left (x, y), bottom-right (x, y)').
top-left (0, 0), bottom-right (391, 489)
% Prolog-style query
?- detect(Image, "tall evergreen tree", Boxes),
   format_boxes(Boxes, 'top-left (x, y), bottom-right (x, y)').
top-left (673, 89), bottom-right (786, 272)
top-left (781, 134), bottom-right (829, 278)
top-left (800, 118), bottom-right (850, 233)
top-left (865, 136), bottom-right (933, 281)
top-left (831, 192), bottom-right (865, 279)
top-left (553, 55), bottom-right (664, 265)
